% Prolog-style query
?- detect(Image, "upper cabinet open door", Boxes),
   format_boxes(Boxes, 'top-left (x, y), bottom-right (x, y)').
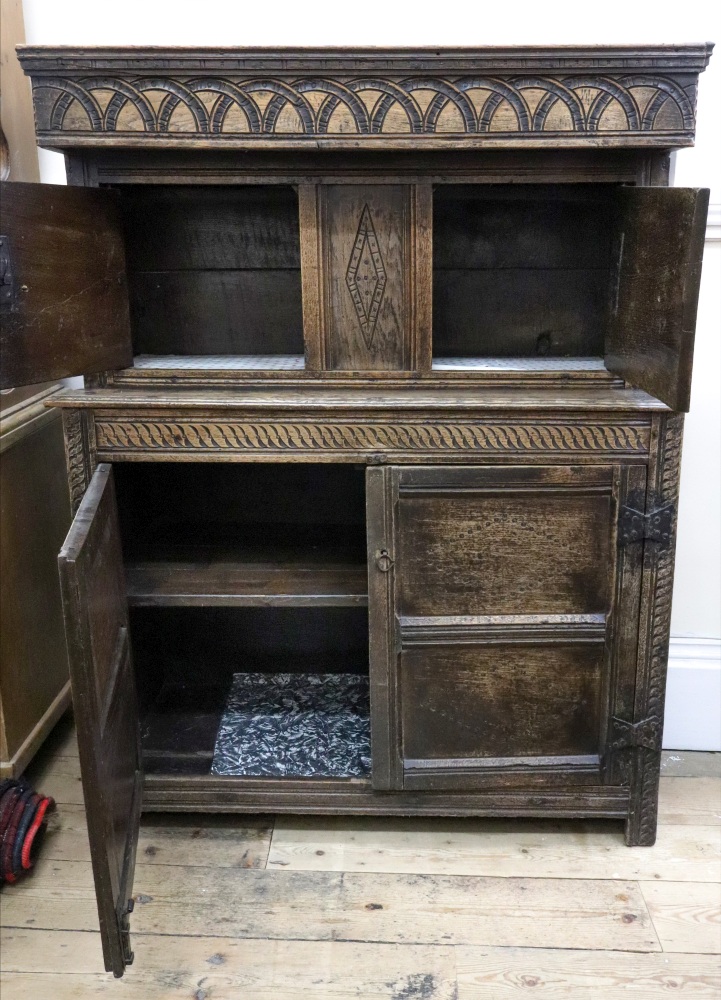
top-left (607, 187), bottom-right (709, 411)
top-left (0, 181), bottom-right (133, 390)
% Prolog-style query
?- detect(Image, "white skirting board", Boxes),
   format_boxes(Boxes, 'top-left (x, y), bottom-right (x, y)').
top-left (662, 637), bottom-right (721, 751)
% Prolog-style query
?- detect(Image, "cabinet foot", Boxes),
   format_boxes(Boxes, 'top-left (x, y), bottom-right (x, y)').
top-left (624, 747), bottom-right (661, 846)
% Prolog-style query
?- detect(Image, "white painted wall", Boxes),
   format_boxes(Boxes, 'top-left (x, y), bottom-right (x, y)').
top-left (21, 0), bottom-right (721, 748)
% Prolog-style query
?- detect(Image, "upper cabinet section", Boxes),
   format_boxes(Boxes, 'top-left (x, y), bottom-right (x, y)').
top-left (17, 45), bottom-right (712, 152)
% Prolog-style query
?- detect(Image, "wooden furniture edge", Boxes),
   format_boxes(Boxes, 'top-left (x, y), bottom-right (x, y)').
top-left (16, 44), bottom-right (715, 73)
top-left (0, 681), bottom-right (71, 779)
top-left (625, 412), bottom-right (685, 846)
top-left (142, 773), bottom-right (631, 816)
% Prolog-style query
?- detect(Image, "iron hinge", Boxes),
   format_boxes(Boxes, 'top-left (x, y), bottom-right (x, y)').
top-left (619, 498), bottom-right (674, 548)
top-left (610, 715), bottom-right (662, 752)
top-left (0, 235), bottom-right (14, 310)
top-left (114, 897), bottom-right (135, 970)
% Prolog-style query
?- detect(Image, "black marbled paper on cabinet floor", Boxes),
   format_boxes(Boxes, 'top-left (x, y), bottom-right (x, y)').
top-left (211, 673), bottom-right (371, 778)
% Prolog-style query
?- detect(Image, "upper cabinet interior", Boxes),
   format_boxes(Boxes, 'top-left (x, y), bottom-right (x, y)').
top-left (120, 185), bottom-right (304, 367)
top-left (432, 184), bottom-right (614, 365)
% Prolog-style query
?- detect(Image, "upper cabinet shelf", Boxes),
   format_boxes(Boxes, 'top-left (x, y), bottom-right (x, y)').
top-left (17, 44), bottom-right (713, 151)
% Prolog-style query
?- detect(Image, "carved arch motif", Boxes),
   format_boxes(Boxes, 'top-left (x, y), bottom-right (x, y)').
top-left (38, 74), bottom-right (696, 139)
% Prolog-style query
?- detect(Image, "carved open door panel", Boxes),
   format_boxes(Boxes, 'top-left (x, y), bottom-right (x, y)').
top-left (58, 463), bottom-right (141, 977)
top-left (367, 464), bottom-right (646, 791)
top-left (607, 186), bottom-right (709, 411)
top-left (0, 181), bottom-right (132, 389)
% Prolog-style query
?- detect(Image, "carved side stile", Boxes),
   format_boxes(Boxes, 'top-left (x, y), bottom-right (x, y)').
top-left (62, 409), bottom-right (97, 514)
top-left (625, 413), bottom-right (684, 846)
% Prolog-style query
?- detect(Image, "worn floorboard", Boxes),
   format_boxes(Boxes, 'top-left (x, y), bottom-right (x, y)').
top-left (455, 947), bottom-right (721, 998)
top-left (267, 815), bottom-right (720, 882)
top-left (639, 881), bottom-right (721, 954)
top-left (1, 716), bottom-right (718, 999)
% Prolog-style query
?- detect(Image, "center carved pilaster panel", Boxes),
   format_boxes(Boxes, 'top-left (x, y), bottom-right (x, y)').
top-left (300, 183), bottom-right (432, 372)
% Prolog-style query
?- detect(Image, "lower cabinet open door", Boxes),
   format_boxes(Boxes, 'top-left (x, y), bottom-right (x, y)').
top-left (58, 463), bottom-right (142, 977)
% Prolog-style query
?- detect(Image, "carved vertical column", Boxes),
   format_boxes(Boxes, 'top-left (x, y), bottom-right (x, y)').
top-left (62, 409), bottom-right (97, 515)
top-left (625, 412), bottom-right (684, 846)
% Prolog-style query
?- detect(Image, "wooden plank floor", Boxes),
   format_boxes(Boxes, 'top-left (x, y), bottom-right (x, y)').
top-left (1, 714), bottom-right (719, 998)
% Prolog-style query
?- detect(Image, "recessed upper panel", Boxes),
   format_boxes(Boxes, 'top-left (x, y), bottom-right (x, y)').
top-left (18, 45), bottom-right (711, 150)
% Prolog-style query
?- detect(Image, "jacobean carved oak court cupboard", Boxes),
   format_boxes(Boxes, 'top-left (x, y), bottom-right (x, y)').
top-left (0, 43), bottom-right (712, 975)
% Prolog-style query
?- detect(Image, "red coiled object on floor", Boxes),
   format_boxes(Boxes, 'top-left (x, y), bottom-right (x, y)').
top-left (0, 779), bottom-right (55, 883)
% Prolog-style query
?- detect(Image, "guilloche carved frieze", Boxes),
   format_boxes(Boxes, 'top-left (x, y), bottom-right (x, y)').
top-left (93, 417), bottom-right (651, 456)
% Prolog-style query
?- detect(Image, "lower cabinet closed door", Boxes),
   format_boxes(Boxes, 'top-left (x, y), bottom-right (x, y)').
top-left (366, 464), bottom-right (647, 792)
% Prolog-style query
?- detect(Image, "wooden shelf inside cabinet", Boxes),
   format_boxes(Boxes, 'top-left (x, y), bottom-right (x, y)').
top-left (126, 558), bottom-right (368, 608)
top-left (124, 526), bottom-right (368, 608)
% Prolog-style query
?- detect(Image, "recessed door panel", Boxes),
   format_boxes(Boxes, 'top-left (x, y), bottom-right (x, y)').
top-left (367, 464), bottom-right (646, 791)
top-left (401, 641), bottom-right (604, 761)
top-left (397, 468), bottom-right (613, 616)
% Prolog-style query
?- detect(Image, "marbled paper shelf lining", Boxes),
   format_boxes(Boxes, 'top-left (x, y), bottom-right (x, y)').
top-left (211, 673), bottom-right (371, 778)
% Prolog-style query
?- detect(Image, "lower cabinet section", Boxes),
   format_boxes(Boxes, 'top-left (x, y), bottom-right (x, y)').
top-left (59, 456), bottom-right (654, 975)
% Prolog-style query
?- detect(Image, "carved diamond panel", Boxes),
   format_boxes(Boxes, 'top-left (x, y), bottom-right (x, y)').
top-left (345, 204), bottom-right (387, 348)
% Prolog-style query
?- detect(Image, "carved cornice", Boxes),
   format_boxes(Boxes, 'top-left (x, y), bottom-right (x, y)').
top-left (17, 46), bottom-right (715, 74)
top-left (94, 416), bottom-right (650, 458)
top-left (18, 45), bottom-right (712, 150)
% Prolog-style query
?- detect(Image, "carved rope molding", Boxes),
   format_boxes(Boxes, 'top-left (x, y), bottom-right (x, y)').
top-left (94, 419), bottom-right (650, 455)
top-left (20, 45), bottom-right (711, 147)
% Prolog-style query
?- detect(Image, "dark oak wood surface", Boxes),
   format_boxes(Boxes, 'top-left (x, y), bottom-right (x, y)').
top-left (18, 45), bottom-right (713, 151)
top-left (141, 773), bottom-right (631, 817)
top-left (126, 557), bottom-right (368, 608)
top-left (395, 465), bottom-right (614, 617)
top-left (433, 185), bottom-right (613, 359)
top-left (367, 463), bottom-right (648, 791)
top-left (301, 184), bottom-right (431, 372)
top-left (57, 464), bottom-right (140, 976)
top-left (0, 182), bottom-right (132, 389)
top-left (118, 461), bottom-right (369, 607)
top-left (401, 641), bottom-right (605, 759)
top-left (607, 186), bottom-right (709, 411)
top-left (49, 384), bottom-right (669, 410)
top-left (120, 185), bottom-right (303, 357)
